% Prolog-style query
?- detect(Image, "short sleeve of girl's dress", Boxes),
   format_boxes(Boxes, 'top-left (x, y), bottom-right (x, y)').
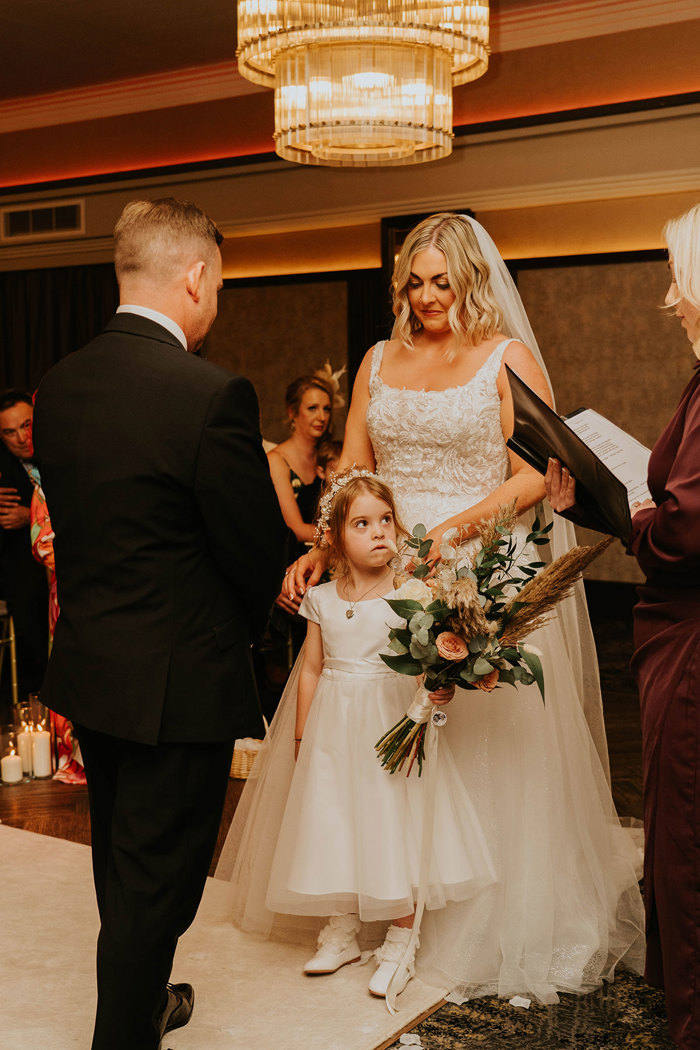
top-left (298, 586), bottom-right (321, 624)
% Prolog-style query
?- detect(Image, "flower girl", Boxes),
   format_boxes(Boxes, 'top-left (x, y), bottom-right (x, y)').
top-left (225, 467), bottom-right (495, 999)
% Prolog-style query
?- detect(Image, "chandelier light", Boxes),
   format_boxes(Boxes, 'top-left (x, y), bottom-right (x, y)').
top-left (236, 2), bottom-right (490, 167)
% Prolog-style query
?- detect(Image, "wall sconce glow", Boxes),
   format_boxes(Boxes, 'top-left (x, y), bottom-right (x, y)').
top-left (237, 1), bottom-right (490, 167)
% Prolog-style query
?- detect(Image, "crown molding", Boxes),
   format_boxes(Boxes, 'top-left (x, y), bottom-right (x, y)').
top-left (494, 0), bottom-right (700, 52)
top-left (0, 235), bottom-right (113, 266)
top-left (1, 1), bottom-right (697, 135)
top-left (0, 62), bottom-right (261, 135)
top-left (216, 168), bottom-right (700, 239)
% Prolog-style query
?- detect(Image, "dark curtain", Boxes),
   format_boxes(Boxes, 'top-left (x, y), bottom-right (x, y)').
top-left (0, 263), bottom-right (118, 391)
top-left (346, 268), bottom-right (391, 390)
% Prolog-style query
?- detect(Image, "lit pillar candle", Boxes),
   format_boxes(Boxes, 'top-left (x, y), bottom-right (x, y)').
top-left (1, 750), bottom-right (23, 784)
top-left (17, 728), bottom-right (33, 775)
top-left (32, 728), bottom-right (52, 778)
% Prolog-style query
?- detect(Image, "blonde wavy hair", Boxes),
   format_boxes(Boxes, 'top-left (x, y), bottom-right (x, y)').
top-left (391, 213), bottom-right (505, 358)
top-left (664, 202), bottom-right (700, 359)
top-left (323, 472), bottom-right (407, 579)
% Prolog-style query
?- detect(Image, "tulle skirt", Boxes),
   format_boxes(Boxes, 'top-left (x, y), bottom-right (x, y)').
top-left (265, 667), bottom-right (496, 922)
top-left (216, 614), bottom-right (645, 1004)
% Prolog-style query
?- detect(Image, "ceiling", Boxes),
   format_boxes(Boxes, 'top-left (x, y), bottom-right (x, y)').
top-left (1, 0), bottom-right (662, 103)
top-left (1, 0), bottom-right (238, 99)
top-left (1, 1), bottom-right (699, 189)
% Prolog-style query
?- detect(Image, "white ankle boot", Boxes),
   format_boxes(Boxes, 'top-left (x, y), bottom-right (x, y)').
top-left (368, 925), bottom-right (417, 998)
top-left (304, 915), bottom-right (362, 975)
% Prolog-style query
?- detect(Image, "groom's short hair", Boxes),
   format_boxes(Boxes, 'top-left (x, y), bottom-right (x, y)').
top-left (114, 198), bottom-right (223, 286)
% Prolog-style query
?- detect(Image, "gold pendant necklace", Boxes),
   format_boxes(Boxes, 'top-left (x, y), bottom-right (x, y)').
top-left (343, 570), bottom-right (391, 619)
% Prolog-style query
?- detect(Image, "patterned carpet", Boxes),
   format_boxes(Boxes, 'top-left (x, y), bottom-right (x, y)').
top-left (389, 970), bottom-right (674, 1049)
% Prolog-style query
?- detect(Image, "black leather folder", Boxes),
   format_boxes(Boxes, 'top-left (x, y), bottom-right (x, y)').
top-left (505, 365), bottom-right (633, 543)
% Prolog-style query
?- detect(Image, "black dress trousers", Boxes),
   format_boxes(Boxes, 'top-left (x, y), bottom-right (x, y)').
top-left (76, 725), bottom-right (234, 1050)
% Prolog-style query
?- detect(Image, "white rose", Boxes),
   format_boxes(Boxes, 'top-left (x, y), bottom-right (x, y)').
top-left (393, 578), bottom-right (434, 606)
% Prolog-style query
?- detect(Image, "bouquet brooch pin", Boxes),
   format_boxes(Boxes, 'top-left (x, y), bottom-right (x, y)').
top-left (375, 502), bottom-right (611, 777)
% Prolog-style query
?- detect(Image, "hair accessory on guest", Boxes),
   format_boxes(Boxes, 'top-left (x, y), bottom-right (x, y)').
top-left (315, 465), bottom-right (377, 543)
top-left (314, 360), bottom-right (347, 411)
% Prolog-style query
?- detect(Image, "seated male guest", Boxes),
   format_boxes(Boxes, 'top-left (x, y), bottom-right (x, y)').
top-left (0, 389), bottom-right (49, 698)
top-left (33, 198), bottom-right (285, 1050)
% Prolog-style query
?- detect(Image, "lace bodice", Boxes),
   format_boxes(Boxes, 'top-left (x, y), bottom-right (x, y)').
top-left (366, 340), bottom-right (513, 533)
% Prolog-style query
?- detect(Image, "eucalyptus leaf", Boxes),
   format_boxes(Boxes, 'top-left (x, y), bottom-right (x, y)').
top-left (520, 647), bottom-right (545, 702)
top-left (413, 523), bottom-right (427, 539)
top-left (473, 656), bottom-right (493, 675)
top-left (385, 597), bottom-right (425, 619)
top-left (468, 634), bottom-right (486, 653)
top-left (426, 600), bottom-right (451, 620)
top-left (499, 647), bottom-right (520, 661)
top-left (418, 539), bottom-right (433, 559)
top-left (380, 652), bottom-right (422, 675)
top-left (460, 670), bottom-right (477, 682)
top-left (410, 638), bottom-right (431, 659)
top-left (413, 563), bottom-right (430, 579)
top-left (388, 637), bottom-right (409, 655)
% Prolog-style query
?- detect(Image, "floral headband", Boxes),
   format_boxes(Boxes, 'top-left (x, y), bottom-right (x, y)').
top-left (315, 466), bottom-right (377, 543)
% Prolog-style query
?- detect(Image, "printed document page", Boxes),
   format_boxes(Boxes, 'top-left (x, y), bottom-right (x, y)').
top-left (564, 409), bottom-right (651, 507)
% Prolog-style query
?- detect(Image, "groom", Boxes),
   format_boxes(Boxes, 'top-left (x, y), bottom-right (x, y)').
top-left (33, 198), bottom-right (285, 1050)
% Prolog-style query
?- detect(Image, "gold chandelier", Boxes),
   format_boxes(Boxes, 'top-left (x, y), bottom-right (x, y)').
top-left (236, 2), bottom-right (490, 167)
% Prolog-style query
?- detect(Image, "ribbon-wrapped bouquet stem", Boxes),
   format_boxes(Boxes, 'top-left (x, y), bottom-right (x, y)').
top-left (376, 502), bottom-right (611, 776)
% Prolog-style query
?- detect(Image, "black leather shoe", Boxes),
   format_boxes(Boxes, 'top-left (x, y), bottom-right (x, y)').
top-left (159, 982), bottom-right (195, 1038)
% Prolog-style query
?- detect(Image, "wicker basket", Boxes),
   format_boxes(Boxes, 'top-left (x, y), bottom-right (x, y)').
top-left (230, 738), bottom-right (263, 779)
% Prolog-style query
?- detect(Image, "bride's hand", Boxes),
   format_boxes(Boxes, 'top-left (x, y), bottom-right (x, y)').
top-left (284, 548), bottom-right (328, 607)
top-left (408, 527), bottom-right (444, 574)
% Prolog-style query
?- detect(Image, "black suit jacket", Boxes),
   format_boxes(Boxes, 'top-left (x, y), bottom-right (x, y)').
top-left (33, 313), bottom-right (286, 745)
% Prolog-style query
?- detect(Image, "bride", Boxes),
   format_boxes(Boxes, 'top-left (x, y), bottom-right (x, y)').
top-left (217, 213), bottom-right (644, 1004)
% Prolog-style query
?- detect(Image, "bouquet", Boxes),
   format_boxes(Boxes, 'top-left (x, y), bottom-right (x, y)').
top-left (375, 503), bottom-right (611, 776)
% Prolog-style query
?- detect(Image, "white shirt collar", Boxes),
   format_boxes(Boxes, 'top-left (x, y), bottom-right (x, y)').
top-left (116, 305), bottom-right (187, 351)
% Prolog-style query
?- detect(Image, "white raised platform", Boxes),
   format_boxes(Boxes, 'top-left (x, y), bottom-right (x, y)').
top-left (0, 824), bottom-right (445, 1050)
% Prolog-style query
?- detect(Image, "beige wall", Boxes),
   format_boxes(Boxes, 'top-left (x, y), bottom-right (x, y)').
top-left (519, 258), bottom-right (695, 581)
top-left (203, 280), bottom-right (349, 446)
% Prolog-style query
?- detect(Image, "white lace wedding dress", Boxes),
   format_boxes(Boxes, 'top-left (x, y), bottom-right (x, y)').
top-left (216, 338), bottom-right (644, 1004)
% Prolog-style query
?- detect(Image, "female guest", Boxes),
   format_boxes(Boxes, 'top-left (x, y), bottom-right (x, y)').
top-left (547, 202), bottom-right (700, 1049)
top-left (257, 373), bottom-right (336, 719)
top-left (268, 374), bottom-right (334, 560)
top-left (220, 214), bottom-right (644, 1004)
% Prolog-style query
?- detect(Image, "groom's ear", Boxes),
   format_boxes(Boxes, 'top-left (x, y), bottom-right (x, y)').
top-left (184, 260), bottom-right (206, 302)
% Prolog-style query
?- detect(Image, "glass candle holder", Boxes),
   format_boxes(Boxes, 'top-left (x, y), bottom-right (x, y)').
top-left (1, 725), bottom-right (24, 784)
top-left (28, 694), bottom-right (48, 731)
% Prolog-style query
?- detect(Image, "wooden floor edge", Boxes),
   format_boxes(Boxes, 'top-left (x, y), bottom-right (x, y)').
top-left (374, 997), bottom-right (447, 1050)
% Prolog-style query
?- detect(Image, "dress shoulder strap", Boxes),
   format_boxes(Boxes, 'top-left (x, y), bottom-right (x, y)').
top-left (494, 337), bottom-right (517, 364)
top-left (368, 341), bottom-right (386, 386)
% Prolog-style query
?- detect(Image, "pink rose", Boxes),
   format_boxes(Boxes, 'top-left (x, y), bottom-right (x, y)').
top-left (474, 669), bottom-right (499, 692)
top-left (435, 631), bottom-right (469, 661)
